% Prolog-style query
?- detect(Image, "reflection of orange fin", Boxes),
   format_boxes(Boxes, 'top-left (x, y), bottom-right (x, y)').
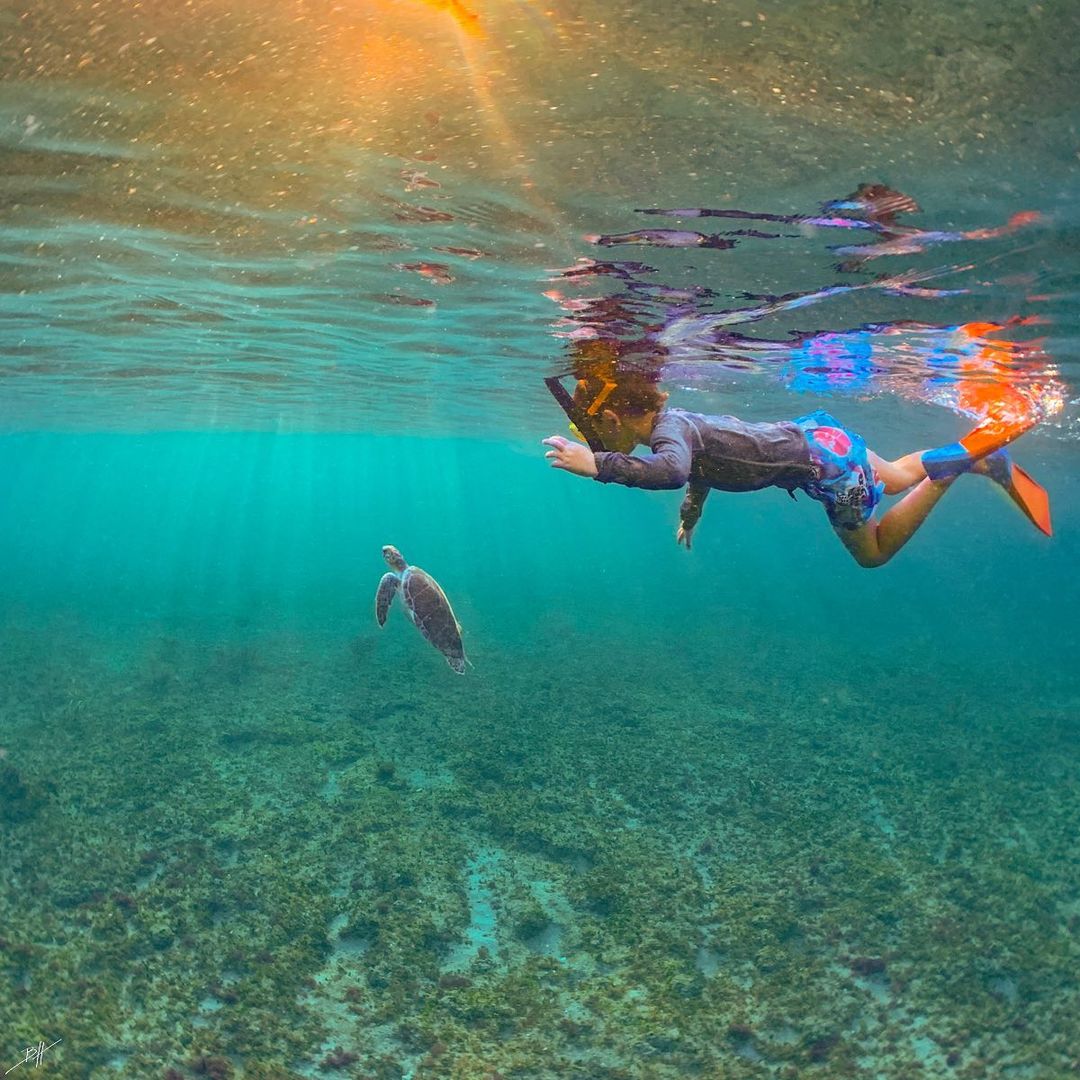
top-left (958, 413), bottom-right (1035, 458)
top-left (1002, 462), bottom-right (1053, 537)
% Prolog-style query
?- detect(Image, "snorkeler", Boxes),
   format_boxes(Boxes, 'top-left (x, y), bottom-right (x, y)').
top-left (542, 365), bottom-right (1050, 567)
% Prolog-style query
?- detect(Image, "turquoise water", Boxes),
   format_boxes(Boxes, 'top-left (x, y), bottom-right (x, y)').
top-left (3, 1), bottom-right (1080, 1077)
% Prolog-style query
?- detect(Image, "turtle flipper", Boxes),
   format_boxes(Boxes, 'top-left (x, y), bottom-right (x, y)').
top-left (375, 572), bottom-right (400, 626)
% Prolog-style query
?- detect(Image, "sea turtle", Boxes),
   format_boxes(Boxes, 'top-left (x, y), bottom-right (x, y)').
top-left (375, 545), bottom-right (468, 674)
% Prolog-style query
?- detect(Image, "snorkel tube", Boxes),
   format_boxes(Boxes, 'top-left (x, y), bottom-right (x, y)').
top-left (544, 374), bottom-right (610, 452)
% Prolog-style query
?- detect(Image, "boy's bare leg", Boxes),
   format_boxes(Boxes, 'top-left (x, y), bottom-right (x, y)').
top-left (868, 449), bottom-right (929, 495)
top-left (837, 477), bottom-right (956, 568)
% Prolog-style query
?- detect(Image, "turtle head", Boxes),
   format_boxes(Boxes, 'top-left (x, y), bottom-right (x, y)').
top-left (382, 545), bottom-right (407, 572)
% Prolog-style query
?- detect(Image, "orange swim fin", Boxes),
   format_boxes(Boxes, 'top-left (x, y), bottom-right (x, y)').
top-left (1002, 462), bottom-right (1053, 537)
top-left (982, 452), bottom-right (1053, 536)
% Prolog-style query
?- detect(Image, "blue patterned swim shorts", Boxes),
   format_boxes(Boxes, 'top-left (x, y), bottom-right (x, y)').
top-left (793, 410), bottom-right (884, 530)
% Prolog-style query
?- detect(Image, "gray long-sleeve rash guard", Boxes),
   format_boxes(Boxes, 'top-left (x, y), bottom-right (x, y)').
top-left (592, 408), bottom-right (818, 494)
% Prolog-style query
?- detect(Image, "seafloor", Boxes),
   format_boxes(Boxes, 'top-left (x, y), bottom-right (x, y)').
top-left (3, 610), bottom-right (1078, 1080)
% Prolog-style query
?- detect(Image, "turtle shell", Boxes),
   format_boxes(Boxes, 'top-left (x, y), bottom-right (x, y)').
top-left (401, 566), bottom-right (467, 674)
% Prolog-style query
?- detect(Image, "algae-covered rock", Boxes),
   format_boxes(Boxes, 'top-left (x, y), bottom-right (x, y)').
top-left (0, 763), bottom-right (48, 824)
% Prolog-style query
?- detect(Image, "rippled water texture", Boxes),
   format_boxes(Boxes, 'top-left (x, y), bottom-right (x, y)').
top-left (2, 0), bottom-right (1079, 432)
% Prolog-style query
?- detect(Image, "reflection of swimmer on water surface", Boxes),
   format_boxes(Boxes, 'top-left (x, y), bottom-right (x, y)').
top-left (546, 207), bottom-right (1061, 438)
top-left (660, 308), bottom-right (1060, 426)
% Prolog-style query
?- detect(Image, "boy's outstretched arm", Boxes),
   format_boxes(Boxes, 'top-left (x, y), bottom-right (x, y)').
top-left (543, 418), bottom-right (694, 489)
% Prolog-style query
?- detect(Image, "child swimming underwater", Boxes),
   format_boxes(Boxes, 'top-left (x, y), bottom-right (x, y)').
top-left (542, 368), bottom-right (1050, 567)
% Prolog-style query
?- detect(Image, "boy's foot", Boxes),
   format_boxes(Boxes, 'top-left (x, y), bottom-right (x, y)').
top-left (969, 449), bottom-right (1012, 482)
top-left (921, 415), bottom-right (1035, 481)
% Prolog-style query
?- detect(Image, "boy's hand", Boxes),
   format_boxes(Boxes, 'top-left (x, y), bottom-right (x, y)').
top-left (676, 523), bottom-right (694, 550)
top-left (543, 436), bottom-right (598, 478)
